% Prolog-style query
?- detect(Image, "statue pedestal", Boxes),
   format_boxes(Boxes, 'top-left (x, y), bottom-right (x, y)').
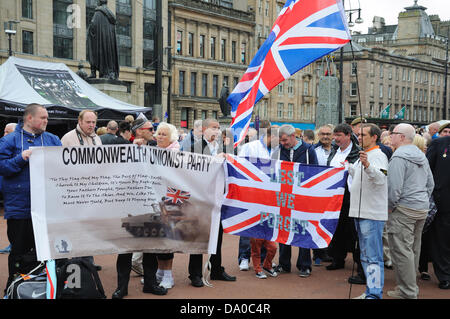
top-left (86, 78), bottom-right (131, 104)
top-left (315, 76), bottom-right (340, 128)
top-left (218, 116), bottom-right (232, 129)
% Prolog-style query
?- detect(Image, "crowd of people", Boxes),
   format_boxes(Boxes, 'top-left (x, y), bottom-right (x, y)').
top-left (0, 102), bottom-right (449, 299)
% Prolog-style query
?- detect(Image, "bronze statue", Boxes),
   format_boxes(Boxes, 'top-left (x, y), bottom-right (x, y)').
top-left (218, 83), bottom-right (231, 117)
top-left (87, 0), bottom-right (119, 80)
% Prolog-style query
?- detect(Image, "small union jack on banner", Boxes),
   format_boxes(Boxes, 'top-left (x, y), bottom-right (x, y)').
top-left (165, 187), bottom-right (191, 205)
top-left (227, 0), bottom-right (351, 147)
top-left (221, 155), bottom-right (348, 249)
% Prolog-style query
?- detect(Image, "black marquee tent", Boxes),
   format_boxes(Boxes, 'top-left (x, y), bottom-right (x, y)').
top-left (0, 56), bottom-right (152, 121)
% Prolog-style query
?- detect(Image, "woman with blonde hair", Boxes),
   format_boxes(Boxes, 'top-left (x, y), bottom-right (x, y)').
top-left (413, 133), bottom-right (427, 153)
top-left (154, 122), bottom-right (179, 289)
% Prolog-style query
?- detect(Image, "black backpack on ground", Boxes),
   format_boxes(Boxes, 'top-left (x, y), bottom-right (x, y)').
top-left (55, 257), bottom-right (106, 299)
top-left (6, 262), bottom-right (47, 299)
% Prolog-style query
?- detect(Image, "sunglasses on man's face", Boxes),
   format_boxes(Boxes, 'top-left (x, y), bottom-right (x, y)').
top-left (141, 127), bottom-right (154, 131)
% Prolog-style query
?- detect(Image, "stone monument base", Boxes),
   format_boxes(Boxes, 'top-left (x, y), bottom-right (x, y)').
top-left (86, 78), bottom-right (131, 104)
top-left (315, 76), bottom-right (340, 128)
top-left (218, 116), bottom-right (232, 129)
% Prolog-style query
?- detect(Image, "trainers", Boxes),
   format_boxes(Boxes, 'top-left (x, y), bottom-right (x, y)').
top-left (239, 259), bottom-right (249, 271)
top-left (299, 269), bottom-right (311, 278)
top-left (132, 264), bottom-right (144, 276)
top-left (159, 276), bottom-right (174, 289)
top-left (263, 267), bottom-right (278, 277)
top-left (274, 265), bottom-right (290, 274)
top-left (352, 293), bottom-right (366, 299)
top-left (387, 289), bottom-right (404, 299)
top-left (0, 244), bottom-right (11, 254)
top-left (255, 271), bottom-right (267, 279)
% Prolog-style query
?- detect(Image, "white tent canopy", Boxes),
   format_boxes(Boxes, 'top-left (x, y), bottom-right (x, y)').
top-left (0, 56), bottom-right (151, 120)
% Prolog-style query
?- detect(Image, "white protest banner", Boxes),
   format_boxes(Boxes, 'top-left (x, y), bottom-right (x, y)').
top-left (29, 145), bottom-right (224, 261)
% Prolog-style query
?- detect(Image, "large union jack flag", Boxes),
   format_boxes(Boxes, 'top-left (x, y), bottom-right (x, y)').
top-left (227, 0), bottom-right (350, 147)
top-left (221, 155), bottom-right (348, 249)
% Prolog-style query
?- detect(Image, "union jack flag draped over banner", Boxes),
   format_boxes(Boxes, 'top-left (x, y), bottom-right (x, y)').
top-left (227, 0), bottom-right (351, 147)
top-left (221, 155), bottom-right (348, 248)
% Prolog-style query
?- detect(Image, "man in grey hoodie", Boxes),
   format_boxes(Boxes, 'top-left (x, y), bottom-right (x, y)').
top-left (386, 123), bottom-right (434, 299)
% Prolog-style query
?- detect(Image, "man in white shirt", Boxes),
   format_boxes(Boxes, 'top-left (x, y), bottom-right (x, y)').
top-left (349, 123), bottom-right (388, 299)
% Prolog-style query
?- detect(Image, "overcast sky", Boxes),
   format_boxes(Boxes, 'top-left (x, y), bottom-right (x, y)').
top-left (346, 0), bottom-right (450, 34)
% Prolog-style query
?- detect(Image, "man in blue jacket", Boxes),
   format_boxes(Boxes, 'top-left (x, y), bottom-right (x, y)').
top-left (272, 124), bottom-right (318, 278)
top-left (0, 103), bottom-right (61, 292)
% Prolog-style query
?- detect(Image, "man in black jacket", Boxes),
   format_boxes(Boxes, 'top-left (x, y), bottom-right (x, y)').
top-left (325, 123), bottom-right (365, 285)
top-left (187, 118), bottom-right (236, 287)
top-left (272, 124), bottom-right (319, 278)
top-left (426, 135), bottom-right (450, 289)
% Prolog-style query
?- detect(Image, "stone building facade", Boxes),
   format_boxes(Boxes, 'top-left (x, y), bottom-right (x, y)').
top-left (348, 1), bottom-right (449, 124)
top-left (168, 0), bottom-right (254, 128)
top-left (0, 0), bottom-right (170, 119)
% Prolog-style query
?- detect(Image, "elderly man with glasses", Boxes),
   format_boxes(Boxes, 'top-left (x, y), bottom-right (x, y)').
top-left (386, 123), bottom-right (434, 299)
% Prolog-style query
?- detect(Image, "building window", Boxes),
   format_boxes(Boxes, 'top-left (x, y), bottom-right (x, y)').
top-left (288, 79), bottom-right (294, 96)
top-left (241, 43), bottom-right (246, 64)
top-left (53, 0), bottom-right (73, 59)
top-left (210, 37), bottom-right (216, 59)
top-left (278, 82), bottom-right (284, 94)
top-left (350, 62), bottom-right (357, 76)
top-left (288, 103), bottom-right (294, 118)
top-left (179, 70), bottom-right (185, 95)
top-left (350, 103), bottom-right (357, 117)
top-left (177, 30), bottom-right (183, 55)
top-left (143, 18), bottom-right (156, 69)
top-left (202, 73), bottom-right (208, 97)
top-left (388, 85), bottom-right (392, 99)
top-left (231, 41), bottom-right (236, 63)
top-left (116, 1), bottom-right (132, 67)
top-left (213, 75), bottom-right (219, 97)
top-left (407, 87), bottom-right (411, 101)
top-left (22, 30), bottom-right (33, 54)
top-left (118, 46), bottom-right (131, 67)
top-left (263, 100), bottom-right (268, 118)
top-left (221, 39), bottom-right (226, 61)
top-left (350, 82), bottom-right (358, 96)
top-left (199, 35), bottom-right (205, 58)
top-left (303, 81), bottom-right (310, 95)
top-left (305, 103), bottom-right (311, 119)
top-left (53, 36), bottom-right (73, 59)
top-left (190, 72), bottom-right (197, 96)
top-left (277, 103), bottom-right (284, 119)
top-left (401, 87), bottom-right (405, 101)
top-left (22, 0), bottom-right (33, 19)
top-left (188, 32), bottom-right (194, 56)
top-left (201, 110), bottom-right (208, 119)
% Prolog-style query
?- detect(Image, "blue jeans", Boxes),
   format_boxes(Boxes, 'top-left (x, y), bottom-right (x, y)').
top-left (354, 218), bottom-right (385, 299)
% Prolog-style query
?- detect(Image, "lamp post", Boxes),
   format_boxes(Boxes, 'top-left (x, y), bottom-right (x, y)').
top-left (443, 26), bottom-right (449, 120)
top-left (4, 21), bottom-right (19, 56)
top-left (338, 1), bottom-right (363, 123)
